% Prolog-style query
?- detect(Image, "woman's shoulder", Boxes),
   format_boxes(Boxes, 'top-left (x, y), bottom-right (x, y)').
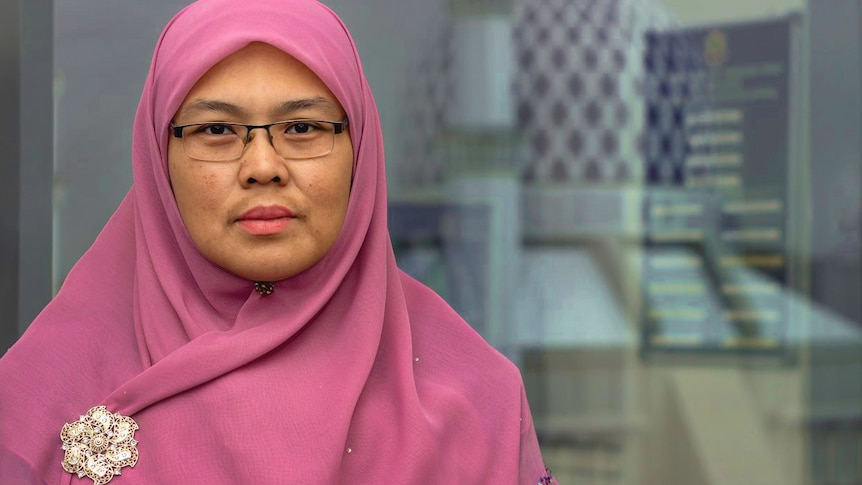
top-left (0, 322), bottom-right (90, 483)
top-left (1, 289), bottom-right (139, 382)
top-left (0, 296), bottom-right (140, 483)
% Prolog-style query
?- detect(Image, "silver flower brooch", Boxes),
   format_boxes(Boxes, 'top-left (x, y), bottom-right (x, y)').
top-left (60, 406), bottom-right (139, 484)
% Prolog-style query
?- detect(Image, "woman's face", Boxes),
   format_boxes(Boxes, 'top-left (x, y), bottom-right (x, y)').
top-left (168, 43), bottom-right (353, 282)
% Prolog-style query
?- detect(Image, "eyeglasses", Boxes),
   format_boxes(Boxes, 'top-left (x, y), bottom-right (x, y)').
top-left (169, 118), bottom-right (349, 162)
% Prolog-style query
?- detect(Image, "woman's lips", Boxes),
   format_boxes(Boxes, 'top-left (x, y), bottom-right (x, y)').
top-left (237, 205), bottom-right (295, 236)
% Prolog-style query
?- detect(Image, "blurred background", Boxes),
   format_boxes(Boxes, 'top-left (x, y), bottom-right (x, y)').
top-left (2, 0), bottom-right (861, 483)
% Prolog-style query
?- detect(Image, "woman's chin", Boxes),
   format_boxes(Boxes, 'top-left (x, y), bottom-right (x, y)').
top-left (234, 269), bottom-right (296, 283)
top-left (221, 262), bottom-right (310, 283)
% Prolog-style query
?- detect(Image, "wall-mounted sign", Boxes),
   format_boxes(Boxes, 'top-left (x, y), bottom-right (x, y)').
top-left (642, 16), bottom-right (798, 356)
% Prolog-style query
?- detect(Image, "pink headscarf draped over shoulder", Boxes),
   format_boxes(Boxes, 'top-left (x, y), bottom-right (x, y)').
top-left (0, 0), bottom-right (549, 483)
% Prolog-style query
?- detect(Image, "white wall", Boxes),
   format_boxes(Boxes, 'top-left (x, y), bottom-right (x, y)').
top-left (657, 0), bottom-right (804, 25)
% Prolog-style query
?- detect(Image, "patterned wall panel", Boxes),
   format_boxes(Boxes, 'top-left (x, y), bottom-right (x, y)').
top-left (513, 0), bottom-right (673, 184)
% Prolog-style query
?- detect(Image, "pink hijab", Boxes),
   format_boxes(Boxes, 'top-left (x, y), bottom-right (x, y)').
top-left (0, 0), bottom-right (550, 483)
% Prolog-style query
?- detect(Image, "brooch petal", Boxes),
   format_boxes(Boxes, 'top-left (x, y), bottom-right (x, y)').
top-left (60, 406), bottom-right (139, 484)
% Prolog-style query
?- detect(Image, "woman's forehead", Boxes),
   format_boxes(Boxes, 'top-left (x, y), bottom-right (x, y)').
top-left (174, 43), bottom-right (346, 122)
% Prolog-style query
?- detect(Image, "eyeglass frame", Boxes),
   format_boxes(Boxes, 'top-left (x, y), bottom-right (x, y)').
top-left (169, 118), bottom-right (349, 161)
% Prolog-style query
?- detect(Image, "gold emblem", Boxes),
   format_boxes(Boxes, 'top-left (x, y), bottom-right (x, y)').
top-left (60, 406), bottom-right (139, 484)
top-left (704, 30), bottom-right (729, 68)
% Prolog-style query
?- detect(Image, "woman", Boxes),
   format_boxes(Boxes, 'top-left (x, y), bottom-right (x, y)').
top-left (0, 0), bottom-right (555, 483)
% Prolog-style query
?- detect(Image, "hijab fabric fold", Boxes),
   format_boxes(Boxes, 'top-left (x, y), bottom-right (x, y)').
top-left (0, 0), bottom-right (549, 483)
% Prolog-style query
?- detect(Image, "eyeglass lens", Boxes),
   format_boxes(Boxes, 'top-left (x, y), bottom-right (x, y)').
top-left (179, 121), bottom-right (338, 161)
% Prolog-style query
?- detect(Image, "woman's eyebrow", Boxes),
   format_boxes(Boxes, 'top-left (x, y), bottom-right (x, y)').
top-left (177, 99), bottom-right (247, 119)
top-left (275, 96), bottom-right (341, 118)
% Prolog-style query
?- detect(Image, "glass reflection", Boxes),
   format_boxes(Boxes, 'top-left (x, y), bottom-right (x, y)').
top-left (390, 0), bottom-right (861, 484)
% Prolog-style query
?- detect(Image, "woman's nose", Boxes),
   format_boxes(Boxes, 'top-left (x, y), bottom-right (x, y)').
top-left (238, 129), bottom-right (289, 187)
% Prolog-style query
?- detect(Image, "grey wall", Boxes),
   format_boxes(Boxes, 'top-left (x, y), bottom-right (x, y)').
top-left (808, 0), bottom-right (862, 323)
top-left (1, 0), bottom-right (54, 353)
top-left (0, 0), bottom-right (22, 353)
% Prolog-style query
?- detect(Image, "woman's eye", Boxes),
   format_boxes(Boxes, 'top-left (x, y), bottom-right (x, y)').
top-left (197, 124), bottom-right (235, 136)
top-left (286, 123), bottom-right (315, 135)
